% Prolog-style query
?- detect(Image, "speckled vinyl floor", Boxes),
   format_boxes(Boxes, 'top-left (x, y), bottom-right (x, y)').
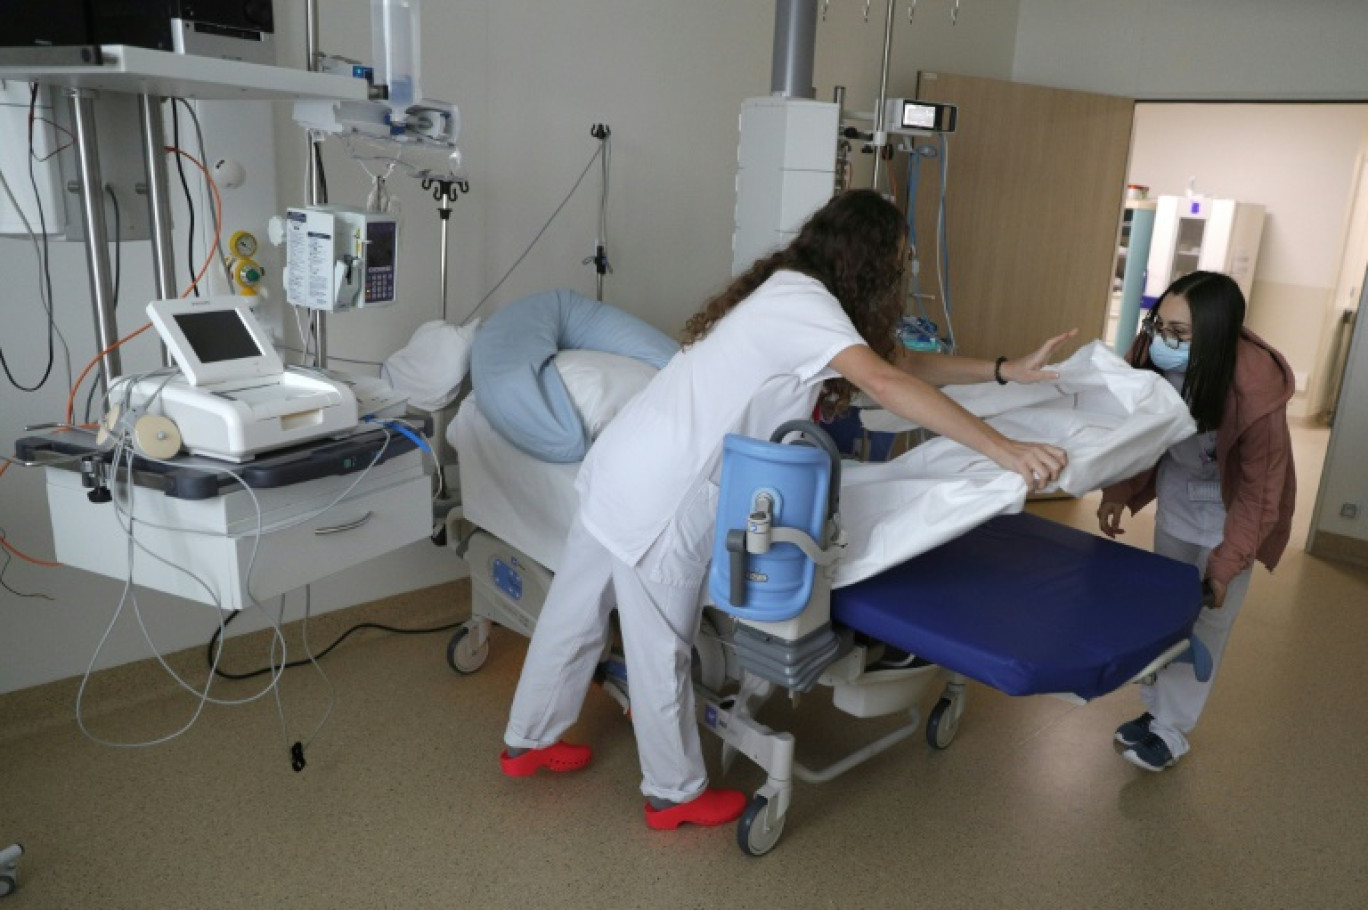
top-left (2, 423), bottom-right (1365, 909)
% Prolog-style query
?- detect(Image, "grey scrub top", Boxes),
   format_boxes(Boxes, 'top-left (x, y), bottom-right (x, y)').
top-left (1155, 370), bottom-right (1225, 548)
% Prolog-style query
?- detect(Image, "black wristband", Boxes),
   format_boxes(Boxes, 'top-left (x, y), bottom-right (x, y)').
top-left (994, 356), bottom-right (1008, 385)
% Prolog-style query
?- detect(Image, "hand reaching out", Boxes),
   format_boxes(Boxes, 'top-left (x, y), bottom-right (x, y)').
top-left (1002, 328), bottom-right (1079, 384)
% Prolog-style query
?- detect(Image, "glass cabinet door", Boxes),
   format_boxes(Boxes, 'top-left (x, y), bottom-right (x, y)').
top-left (1171, 216), bottom-right (1206, 280)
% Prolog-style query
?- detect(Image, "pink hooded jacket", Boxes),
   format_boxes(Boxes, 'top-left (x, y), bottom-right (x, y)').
top-left (1101, 328), bottom-right (1296, 586)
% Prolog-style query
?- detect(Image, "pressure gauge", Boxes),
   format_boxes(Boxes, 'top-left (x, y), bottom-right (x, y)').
top-left (233, 258), bottom-right (264, 296)
top-left (230, 230), bottom-right (259, 259)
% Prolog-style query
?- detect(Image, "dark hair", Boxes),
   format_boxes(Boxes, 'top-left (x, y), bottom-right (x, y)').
top-left (681, 189), bottom-right (906, 417)
top-left (1147, 270), bottom-right (1245, 431)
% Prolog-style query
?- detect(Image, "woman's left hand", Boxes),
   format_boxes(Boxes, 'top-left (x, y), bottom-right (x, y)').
top-left (1002, 328), bottom-right (1079, 384)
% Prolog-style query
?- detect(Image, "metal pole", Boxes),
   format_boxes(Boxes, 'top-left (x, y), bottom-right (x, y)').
top-left (70, 90), bottom-right (121, 389)
top-left (1115, 202), bottom-right (1157, 356)
top-left (771, 0), bottom-right (819, 99)
top-left (139, 95), bottom-right (177, 300)
top-left (871, 0), bottom-right (896, 191)
top-left (439, 205), bottom-right (451, 320)
top-left (305, 0), bottom-right (328, 366)
top-left (832, 85), bottom-right (848, 193)
top-left (304, 0), bottom-right (324, 205)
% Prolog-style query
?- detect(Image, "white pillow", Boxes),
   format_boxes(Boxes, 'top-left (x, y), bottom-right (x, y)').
top-left (381, 318), bottom-right (481, 411)
top-left (553, 349), bottom-right (659, 439)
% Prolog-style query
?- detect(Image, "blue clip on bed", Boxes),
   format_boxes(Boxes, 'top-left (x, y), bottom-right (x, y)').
top-left (831, 510), bottom-right (1208, 700)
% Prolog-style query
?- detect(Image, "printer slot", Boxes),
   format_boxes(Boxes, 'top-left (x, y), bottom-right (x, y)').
top-left (280, 410), bottom-right (325, 431)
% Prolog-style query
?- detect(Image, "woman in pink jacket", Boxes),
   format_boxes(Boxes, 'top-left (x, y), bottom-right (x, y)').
top-left (1098, 270), bottom-right (1295, 772)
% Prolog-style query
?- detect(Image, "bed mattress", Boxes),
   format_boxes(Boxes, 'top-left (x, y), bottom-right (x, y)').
top-left (830, 511), bottom-right (1203, 699)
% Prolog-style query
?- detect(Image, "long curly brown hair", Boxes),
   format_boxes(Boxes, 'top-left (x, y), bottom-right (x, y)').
top-left (681, 189), bottom-right (906, 417)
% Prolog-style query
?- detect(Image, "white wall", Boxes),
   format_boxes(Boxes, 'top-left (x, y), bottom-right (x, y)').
top-left (1314, 286), bottom-right (1368, 543)
top-left (1013, 0), bottom-right (1368, 101)
top-left (0, 1), bottom-right (1030, 694)
top-left (274, 0), bottom-right (1026, 344)
top-left (1126, 103), bottom-right (1368, 410)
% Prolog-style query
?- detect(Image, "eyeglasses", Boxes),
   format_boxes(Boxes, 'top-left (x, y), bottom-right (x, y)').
top-left (1143, 314), bottom-right (1190, 350)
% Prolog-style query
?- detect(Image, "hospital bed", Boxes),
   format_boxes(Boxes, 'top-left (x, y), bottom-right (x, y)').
top-left (421, 290), bottom-right (1207, 854)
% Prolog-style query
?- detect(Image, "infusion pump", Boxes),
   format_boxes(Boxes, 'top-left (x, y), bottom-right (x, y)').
top-left (279, 205), bottom-right (398, 311)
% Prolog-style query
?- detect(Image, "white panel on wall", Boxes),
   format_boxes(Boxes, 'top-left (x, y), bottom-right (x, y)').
top-left (1014, 0), bottom-right (1368, 101)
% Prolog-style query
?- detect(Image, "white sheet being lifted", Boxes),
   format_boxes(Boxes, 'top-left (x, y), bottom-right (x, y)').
top-left (452, 341), bottom-right (1195, 587)
top-left (836, 341), bottom-right (1194, 586)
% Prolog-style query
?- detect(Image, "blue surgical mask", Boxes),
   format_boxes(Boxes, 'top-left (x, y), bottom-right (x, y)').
top-left (1149, 335), bottom-right (1191, 372)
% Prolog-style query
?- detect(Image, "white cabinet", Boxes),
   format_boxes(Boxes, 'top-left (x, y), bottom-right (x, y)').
top-left (732, 97), bottom-right (838, 276)
top-left (45, 449), bottom-right (431, 610)
top-left (1144, 196), bottom-right (1266, 302)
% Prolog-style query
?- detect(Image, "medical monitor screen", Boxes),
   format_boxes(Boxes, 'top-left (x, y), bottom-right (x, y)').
top-left (173, 310), bottom-right (263, 363)
top-left (900, 103), bottom-right (936, 130)
top-left (367, 225), bottom-right (396, 269)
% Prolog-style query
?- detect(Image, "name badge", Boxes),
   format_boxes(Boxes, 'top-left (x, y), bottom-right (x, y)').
top-left (1187, 481), bottom-right (1223, 503)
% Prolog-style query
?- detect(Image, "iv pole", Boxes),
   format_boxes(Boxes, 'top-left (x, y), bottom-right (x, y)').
top-left (304, 0), bottom-right (328, 367)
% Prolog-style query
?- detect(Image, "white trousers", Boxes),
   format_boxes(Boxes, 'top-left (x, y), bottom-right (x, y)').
top-left (1141, 526), bottom-right (1254, 758)
top-left (504, 514), bottom-right (709, 803)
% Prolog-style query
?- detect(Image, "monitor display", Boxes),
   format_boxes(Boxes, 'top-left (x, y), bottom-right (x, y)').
top-left (367, 225), bottom-right (396, 269)
top-left (173, 310), bottom-right (263, 364)
top-left (900, 102), bottom-right (937, 130)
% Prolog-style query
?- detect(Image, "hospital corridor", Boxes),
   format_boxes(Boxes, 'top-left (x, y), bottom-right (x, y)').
top-left (2, 419), bottom-right (1364, 908)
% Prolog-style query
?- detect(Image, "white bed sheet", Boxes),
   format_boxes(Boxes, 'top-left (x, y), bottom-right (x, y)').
top-left (451, 398), bottom-right (580, 572)
top-left (449, 341), bottom-right (1195, 587)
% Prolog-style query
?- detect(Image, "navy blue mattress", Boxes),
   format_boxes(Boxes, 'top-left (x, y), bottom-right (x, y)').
top-left (831, 512), bottom-right (1203, 700)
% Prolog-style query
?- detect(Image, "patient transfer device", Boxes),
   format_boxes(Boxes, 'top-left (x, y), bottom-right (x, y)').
top-left (697, 422), bottom-right (1208, 854)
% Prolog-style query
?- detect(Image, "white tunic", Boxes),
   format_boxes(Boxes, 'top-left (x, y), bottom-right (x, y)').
top-left (576, 270), bottom-right (867, 574)
top-left (1155, 369), bottom-right (1225, 549)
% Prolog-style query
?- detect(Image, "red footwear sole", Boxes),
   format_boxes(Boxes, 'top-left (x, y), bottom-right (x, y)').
top-left (500, 741), bottom-right (592, 777)
top-left (644, 788), bottom-right (747, 830)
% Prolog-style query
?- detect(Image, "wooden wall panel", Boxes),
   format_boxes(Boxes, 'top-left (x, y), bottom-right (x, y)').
top-left (912, 73), bottom-right (1134, 361)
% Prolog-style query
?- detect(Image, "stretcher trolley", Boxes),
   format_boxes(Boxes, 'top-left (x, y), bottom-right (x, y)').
top-left (699, 423), bottom-right (1210, 855)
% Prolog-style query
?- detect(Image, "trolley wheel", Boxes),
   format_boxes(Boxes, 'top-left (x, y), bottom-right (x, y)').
top-left (926, 697), bottom-right (959, 750)
top-left (446, 626), bottom-right (489, 674)
top-left (737, 794), bottom-right (785, 857)
top-left (0, 875), bottom-right (14, 897)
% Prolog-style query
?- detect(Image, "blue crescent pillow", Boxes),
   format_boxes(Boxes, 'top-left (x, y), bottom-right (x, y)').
top-left (470, 289), bottom-right (680, 462)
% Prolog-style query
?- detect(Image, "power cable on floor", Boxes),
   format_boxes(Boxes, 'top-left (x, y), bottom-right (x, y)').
top-left (205, 608), bottom-right (463, 681)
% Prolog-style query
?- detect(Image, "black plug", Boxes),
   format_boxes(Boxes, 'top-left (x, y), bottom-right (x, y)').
top-left (81, 456), bottom-right (111, 504)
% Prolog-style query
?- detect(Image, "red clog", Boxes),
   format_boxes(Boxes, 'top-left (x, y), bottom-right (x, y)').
top-left (643, 788), bottom-right (747, 830)
top-left (499, 741), bottom-right (593, 777)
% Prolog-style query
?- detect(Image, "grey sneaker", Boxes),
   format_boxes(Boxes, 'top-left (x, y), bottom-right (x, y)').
top-left (1114, 712), bottom-right (1153, 747)
top-left (1123, 732), bottom-right (1177, 772)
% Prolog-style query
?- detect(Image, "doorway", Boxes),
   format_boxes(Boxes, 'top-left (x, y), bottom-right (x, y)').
top-left (1117, 102), bottom-right (1368, 418)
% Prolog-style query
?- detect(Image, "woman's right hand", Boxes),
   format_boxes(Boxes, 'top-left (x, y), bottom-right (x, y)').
top-left (1097, 501), bottom-right (1125, 538)
top-left (991, 439), bottom-right (1067, 493)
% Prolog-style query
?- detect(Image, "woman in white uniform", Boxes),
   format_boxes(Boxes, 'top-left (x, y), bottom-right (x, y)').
top-left (501, 189), bottom-right (1074, 831)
